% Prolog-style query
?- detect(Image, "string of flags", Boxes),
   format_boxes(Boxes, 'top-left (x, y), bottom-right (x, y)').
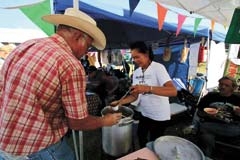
top-left (129, 0), bottom-right (218, 37)
top-left (8, 0), bottom-right (222, 40)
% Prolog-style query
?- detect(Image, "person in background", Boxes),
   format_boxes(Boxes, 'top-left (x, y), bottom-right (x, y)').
top-left (87, 65), bottom-right (98, 78)
top-left (87, 65), bottom-right (119, 108)
top-left (81, 54), bottom-right (90, 74)
top-left (111, 41), bottom-right (177, 148)
top-left (196, 76), bottom-right (240, 158)
top-left (122, 59), bottom-right (130, 76)
top-left (0, 8), bottom-right (122, 160)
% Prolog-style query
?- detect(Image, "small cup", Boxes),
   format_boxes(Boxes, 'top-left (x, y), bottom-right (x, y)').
top-left (112, 105), bottom-right (119, 111)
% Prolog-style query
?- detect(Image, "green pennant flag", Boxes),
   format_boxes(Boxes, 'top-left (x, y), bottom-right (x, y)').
top-left (193, 18), bottom-right (202, 37)
top-left (20, 0), bottom-right (54, 36)
top-left (225, 7), bottom-right (240, 44)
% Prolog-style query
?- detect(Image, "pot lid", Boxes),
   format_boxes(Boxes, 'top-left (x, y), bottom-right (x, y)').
top-left (153, 136), bottom-right (204, 160)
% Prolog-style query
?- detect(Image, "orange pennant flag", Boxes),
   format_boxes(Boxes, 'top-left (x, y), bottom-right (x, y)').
top-left (176, 14), bottom-right (186, 36)
top-left (223, 25), bottom-right (227, 30)
top-left (211, 20), bottom-right (215, 32)
top-left (156, 2), bottom-right (167, 31)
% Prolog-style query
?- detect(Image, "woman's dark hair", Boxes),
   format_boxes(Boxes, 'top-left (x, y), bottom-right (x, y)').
top-left (87, 65), bottom-right (97, 74)
top-left (129, 41), bottom-right (154, 61)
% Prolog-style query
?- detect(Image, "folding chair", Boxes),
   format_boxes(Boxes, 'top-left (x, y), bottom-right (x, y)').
top-left (72, 130), bottom-right (84, 160)
top-left (178, 75), bottom-right (207, 117)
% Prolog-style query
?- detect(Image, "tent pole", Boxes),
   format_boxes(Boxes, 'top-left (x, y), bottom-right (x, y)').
top-left (98, 51), bottom-right (102, 67)
top-left (205, 29), bottom-right (209, 89)
top-left (73, 0), bottom-right (79, 9)
top-left (206, 28), bottom-right (212, 89)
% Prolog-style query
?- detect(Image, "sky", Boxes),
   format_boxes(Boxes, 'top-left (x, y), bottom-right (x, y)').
top-left (0, 0), bottom-right (51, 42)
top-left (0, 0), bottom-right (51, 29)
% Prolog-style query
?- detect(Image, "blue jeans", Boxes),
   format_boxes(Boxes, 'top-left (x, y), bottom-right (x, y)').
top-left (0, 137), bottom-right (76, 160)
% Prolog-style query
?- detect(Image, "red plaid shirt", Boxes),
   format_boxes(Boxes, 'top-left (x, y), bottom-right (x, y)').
top-left (0, 34), bottom-right (88, 155)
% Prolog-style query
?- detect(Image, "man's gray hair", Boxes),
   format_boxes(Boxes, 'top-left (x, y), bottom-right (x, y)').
top-left (219, 76), bottom-right (238, 88)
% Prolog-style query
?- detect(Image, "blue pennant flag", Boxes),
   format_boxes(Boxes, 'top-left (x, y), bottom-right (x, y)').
top-left (129, 0), bottom-right (140, 16)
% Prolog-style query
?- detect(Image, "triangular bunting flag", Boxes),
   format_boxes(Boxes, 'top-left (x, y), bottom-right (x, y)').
top-left (193, 18), bottom-right (202, 37)
top-left (156, 3), bottom-right (167, 31)
top-left (224, 25), bottom-right (227, 30)
top-left (225, 7), bottom-right (240, 44)
top-left (129, 0), bottom-right (140, 16)
top-left (176, 14), bottom-right (186, 36)
top-left (20, 0), bottom-right (54, 36)
top-left (211, 20), bottom-right (215, 32)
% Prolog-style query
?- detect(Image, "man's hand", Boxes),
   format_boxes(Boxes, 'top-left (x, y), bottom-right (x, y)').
top-left (233, 106), bottom-right (240, 116)
top-left (102, 113), bottom-right (122, 126)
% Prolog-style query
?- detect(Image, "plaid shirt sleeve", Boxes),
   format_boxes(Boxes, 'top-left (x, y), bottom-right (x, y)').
top-left (0, 72), bottom-right (2, 112)
top-left (61, 67), bottom-right (88, 119)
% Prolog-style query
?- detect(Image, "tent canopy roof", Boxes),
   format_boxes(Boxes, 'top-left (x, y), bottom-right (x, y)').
top-left (154, 0), bottom-right (240, 26)
top-left (53, 0), bottom-right (227, 49)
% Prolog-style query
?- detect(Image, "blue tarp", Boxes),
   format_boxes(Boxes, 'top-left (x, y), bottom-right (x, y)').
top-left (53, 0), bottom-right (227, 49)
top-left (154, 44), bottom-right (189, 86)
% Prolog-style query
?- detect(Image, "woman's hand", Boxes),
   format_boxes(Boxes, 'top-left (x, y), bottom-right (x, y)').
top-left (130, 84), bottom-right (150, 94)
top-left (110, 100), bottom-right (120, 107)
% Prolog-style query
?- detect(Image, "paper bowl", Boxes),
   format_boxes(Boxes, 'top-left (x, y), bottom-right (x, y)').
top-left (204, 108), bottom-right (218, 115)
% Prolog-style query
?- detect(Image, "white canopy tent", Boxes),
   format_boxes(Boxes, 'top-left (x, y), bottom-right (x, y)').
top-left (154, 0), bottom-right (240, 26)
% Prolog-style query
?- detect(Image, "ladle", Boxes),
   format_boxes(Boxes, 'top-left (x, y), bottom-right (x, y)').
top-left (112, 88), bottom-right (132, 111)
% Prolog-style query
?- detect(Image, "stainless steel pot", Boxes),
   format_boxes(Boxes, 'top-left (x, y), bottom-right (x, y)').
top-left (153, 136), bottom-right (205, 160)
top-left (101, 106), bottom-right (134, 157)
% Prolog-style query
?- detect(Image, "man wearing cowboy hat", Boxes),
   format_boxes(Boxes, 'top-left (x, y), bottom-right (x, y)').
top-left (0, 8), bottom-right (122, 159)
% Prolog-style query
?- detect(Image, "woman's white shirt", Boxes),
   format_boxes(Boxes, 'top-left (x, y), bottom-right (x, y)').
top-left (132, 61), bottom-right (171, 121)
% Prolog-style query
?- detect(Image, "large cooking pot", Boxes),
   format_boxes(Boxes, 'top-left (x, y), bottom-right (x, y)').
top-left (153, 136), bottom-right (205, 160)
top-left (101, 106), bottom-right (134, 157)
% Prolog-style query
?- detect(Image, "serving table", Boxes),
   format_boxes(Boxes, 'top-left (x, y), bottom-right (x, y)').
top-left (117, 147), bottom-right (158, 160)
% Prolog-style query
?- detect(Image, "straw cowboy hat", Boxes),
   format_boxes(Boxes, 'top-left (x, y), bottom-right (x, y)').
top-left (42, 8), bottom-right (106, 50)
